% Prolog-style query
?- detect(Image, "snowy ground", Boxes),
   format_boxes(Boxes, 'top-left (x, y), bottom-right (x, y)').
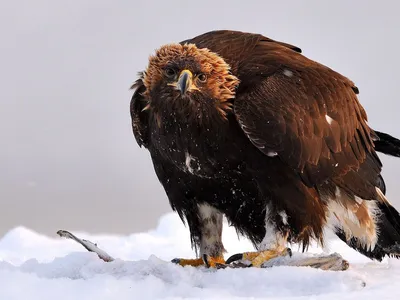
top-left (0, 213), bottom-right (399, 300)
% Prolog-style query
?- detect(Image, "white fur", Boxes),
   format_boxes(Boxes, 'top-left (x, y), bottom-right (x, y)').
top-left (185, 151), bottom-right (194, 174)
top-left (198, 203), bottom-right (214, 219)
top-left (279, 211), bottom-right (288, 225)
top-left (197, 204), bottom-right (224, 256)
top-left (325, 187), bottom-right (379, 251)
top-left (258, 205), bottom-right (287, 251)
top-left (184, 151), bottom-right (201, 174)
top-left (325, 115), bottom-right (334, 125)
top-left (283, 69), bottom-right (293, 77)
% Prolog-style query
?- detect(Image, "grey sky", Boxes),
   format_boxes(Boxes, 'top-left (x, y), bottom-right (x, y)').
top-left (1, 0), bottom-right (400, 237)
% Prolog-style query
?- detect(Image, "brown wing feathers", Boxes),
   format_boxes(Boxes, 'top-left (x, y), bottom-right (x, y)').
top-left (130, 76), bottom-right (149, 148)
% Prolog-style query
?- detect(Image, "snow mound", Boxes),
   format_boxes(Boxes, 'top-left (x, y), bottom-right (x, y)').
top-left (0, 213), bottom-right (400, 299)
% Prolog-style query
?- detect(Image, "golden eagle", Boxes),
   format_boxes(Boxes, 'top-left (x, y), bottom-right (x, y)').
top-left (130, 30), bottom-right (400, 269)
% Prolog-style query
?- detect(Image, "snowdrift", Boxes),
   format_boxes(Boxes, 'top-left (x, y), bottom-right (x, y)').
top-left (0, 213), bottom-right (399, 300)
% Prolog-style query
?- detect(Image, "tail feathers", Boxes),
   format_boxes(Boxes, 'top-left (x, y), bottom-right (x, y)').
top-left (338, 129), bottom-right (400, 260)
top-left (374, 130), bottom-right (400, 157)
top-left (335, 200), bottom-right (400, 261)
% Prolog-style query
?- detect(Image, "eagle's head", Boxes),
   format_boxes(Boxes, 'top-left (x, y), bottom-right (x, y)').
top-left (142, 43), bottom-right (239, 119)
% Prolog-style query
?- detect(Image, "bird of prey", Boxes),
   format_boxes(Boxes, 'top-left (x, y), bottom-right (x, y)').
top-left (130, 30), bottom-right (400, 269)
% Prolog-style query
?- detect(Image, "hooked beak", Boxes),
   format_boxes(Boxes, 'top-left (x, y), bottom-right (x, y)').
top-left (176, 69), bottom-right (193, 95)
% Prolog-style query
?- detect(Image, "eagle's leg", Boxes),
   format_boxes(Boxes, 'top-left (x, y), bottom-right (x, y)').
top-left (172, 204), bottom-right (226, 268)
top-left (226, 208), bottom-right (292, 267)
top-left (228, 246), bottom-right (292, 267)
top-left (226, 243), bottom-right (292, 267)
top-left (172, 256), bottom-right (225, 268)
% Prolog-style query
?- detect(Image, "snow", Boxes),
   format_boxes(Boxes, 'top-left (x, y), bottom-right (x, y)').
top-left (1, 213), bottom-right (400, 299)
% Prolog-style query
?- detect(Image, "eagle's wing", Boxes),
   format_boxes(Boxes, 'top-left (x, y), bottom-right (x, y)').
top-left (130, 75), bottom-right (149, 148)
top-left (234, 67), bottom-right (374, 186)
top-left (183, 30), bottom-right (380, 187)
top-left (180, 30), bottom-right (302, 74)
top-left (234, 41), bottom-right (379, 187)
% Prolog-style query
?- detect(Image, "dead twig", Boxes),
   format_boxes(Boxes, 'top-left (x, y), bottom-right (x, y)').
top-left (57, 230), bottom-right (114, 262)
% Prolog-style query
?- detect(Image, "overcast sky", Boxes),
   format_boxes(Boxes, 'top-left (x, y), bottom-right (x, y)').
top-left (1, 0), bottom-right (400, 237)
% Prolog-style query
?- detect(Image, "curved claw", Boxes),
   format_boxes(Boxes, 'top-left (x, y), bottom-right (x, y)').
top-left (225, 247), bottom-right (292, 267)
top-left (286, 247), bottom-right (293, 257)
top-left (225, 253), bottom-right (244, 264)
top-left (200, 254), bottom-right (227, 268)
top-left (202, 254), bottom-right (211, 268)
top-left (171, 258), bottom-right (181, 264)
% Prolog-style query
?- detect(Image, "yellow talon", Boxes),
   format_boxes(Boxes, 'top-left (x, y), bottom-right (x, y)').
top-left (172, 255), bottom-right (225, 268)
top-left (203, 254), bottom-right (226, 268)
top-left (172, 257), bottom-right (204, 267)
top-left (227, 247), bottom-right (292, 267)
top-left (242, 252), bottom-right (261, 261)
top-left (251, 248), bottom-right (291, 267)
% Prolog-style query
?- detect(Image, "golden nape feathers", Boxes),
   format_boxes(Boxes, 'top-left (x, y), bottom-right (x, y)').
top-left (142, 43), bottom-right (239, 118)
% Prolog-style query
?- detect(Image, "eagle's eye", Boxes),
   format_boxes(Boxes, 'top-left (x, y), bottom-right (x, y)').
top-left (196, 73), bottom-right (207, 83)
top-left (164, 68), bottom-right (176, 79)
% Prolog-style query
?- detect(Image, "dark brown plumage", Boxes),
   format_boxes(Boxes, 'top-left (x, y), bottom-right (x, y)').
top-left (130, 30), bottom-right (400, 268)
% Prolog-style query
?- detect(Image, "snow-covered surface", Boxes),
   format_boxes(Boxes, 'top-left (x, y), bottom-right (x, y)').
top-left (0, 213), bottom-right (399, 300)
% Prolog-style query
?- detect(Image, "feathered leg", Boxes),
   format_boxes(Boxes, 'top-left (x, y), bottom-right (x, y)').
top-left (226, 231), bottom-right (292, 267)
top-left (172, 204), bottom-right (226, 268)
top-left (226, 204), bottom-right (293, 267)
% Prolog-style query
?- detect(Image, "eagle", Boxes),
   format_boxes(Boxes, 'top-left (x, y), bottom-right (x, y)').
top-left (130, 30), bottom-right (400, 269)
